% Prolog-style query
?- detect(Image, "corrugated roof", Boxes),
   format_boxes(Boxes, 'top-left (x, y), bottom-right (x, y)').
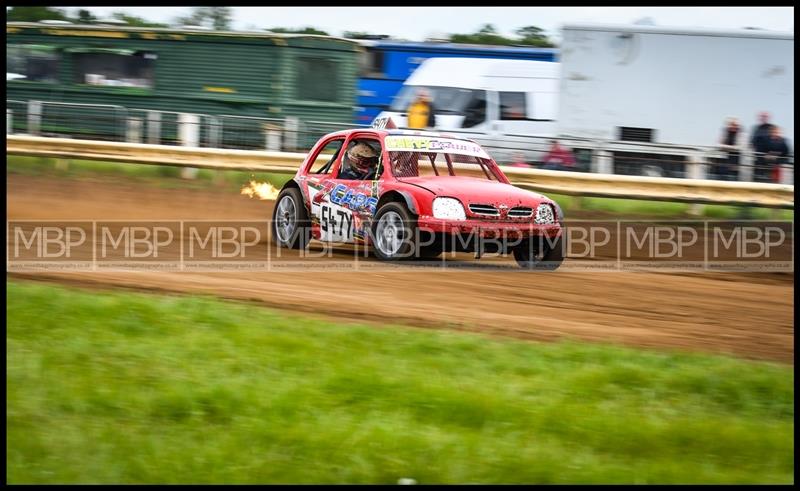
top-left (6, 22), bottom-right (361, 46)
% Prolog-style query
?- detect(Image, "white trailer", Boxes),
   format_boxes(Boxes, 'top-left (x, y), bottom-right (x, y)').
top-left (557, 23), bottom-right (794, 148)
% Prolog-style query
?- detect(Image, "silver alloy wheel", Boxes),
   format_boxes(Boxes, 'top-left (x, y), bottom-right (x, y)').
top-left (375, 210), bottom-right (404, 257)
top-left (275, 195), bottom-right (297, 243)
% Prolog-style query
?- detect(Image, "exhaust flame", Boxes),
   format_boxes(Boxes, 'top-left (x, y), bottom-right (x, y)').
top-left (241, 180), bottom-right (280, 201)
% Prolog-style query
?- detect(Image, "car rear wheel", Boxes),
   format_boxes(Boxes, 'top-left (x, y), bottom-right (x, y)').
top-left (371, 202), bottom-right (416, 261)
top-left (513, 235), bottom-right (565, 271)
top-left (271, 187), bottom-right (310, 250)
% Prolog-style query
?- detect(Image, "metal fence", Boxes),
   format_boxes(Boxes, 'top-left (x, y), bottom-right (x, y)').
top-left (6, 99), bottom-right (793, 184)
top-left (6, 101), bottom-right (352, 153)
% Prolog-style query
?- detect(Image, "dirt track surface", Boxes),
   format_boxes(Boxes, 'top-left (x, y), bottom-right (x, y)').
top-left (7, 174), bottom-right (795, 363)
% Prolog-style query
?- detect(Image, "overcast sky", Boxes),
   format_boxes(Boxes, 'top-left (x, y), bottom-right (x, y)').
top-left (61, 6), bottom-right (794, 41)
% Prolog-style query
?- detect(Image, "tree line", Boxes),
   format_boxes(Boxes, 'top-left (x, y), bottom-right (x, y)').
top-left (6, 7), bottom-right (232, 30)
top-left (7, 7), bottom-right (555, 47)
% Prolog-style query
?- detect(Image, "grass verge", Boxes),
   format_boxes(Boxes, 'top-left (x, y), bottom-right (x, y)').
top-left (7, 155), bottom-right (792, 220)
top-left (6, 280), bottom-right (794, 484)
top-left (549, 193), bottom-right (793, 220)
top-left (6, 155), bottom-right (292, 193)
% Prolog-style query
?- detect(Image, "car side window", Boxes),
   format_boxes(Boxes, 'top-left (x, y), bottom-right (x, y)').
top-left (337, 139), bottom-right (384, 181)
top-left (462, 90), bottom-right (487, 128)
top-left (499, 92), bottom-right (528, 120)
top-left (308, 138), bottom-right (344, 174)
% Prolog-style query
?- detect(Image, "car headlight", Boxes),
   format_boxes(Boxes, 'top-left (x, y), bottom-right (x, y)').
top-left (432, 197), bottom-right (466, 220)
top-left (534, 203), bottom-right (555, 224)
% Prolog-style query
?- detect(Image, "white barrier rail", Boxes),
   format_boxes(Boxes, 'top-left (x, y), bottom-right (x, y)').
top-left (6, 135), bottom-right (794, 209)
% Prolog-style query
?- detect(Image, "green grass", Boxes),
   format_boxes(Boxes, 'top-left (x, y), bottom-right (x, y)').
top-left (6, 155), bottom-right (292, 192)
top-left (7, 155), bottom-right (792, 220)
top-left (550, 193), bottom-right (794, 221)
top-left (6, 280), bottom-right (794, 484)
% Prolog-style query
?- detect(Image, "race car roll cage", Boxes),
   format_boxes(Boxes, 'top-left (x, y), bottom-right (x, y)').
top-left (304, 131), bottom-right (504, 183)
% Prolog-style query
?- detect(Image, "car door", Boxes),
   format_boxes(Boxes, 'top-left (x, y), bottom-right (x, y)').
top-left (301, 136), bottom-right (346, 242)
top-left (315, 134), bottom-right (383, 244)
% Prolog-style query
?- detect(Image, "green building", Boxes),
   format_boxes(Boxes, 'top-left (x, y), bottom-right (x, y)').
top-left (6, 22), bottom-right (361, 147)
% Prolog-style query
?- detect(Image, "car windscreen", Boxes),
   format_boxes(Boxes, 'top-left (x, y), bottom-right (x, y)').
top-left (384, 135), bottom-right (501, 181)
top-left (389, 151), bottom-right (502, 181)
top-left (390, 85), bottom-right (486, 116)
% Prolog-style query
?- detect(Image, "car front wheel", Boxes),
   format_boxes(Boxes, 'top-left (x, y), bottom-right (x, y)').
top-left (371, 202), bottom-right (417, 261)
top-left (513, 234), bottom-right (565, 271)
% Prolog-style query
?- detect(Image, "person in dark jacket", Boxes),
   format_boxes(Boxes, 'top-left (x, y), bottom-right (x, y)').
top-left (760, 126), bottom-right (791, 183)
top-left (750, 111), bottom-right (777, 182)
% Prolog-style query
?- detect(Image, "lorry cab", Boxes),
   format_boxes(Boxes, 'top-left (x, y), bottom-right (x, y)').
top-left (377, 57), bottom-right (560, 139)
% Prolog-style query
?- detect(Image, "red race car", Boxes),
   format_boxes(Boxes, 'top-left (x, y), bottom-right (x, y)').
top-left (272, 120), bottom-right (565, 270)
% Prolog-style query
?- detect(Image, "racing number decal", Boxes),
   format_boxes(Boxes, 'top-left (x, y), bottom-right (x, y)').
top-left (320, 203), bottom-right (354, 242)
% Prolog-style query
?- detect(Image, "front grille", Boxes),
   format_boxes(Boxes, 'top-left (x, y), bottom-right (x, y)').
top-left (468, 204), bottom-right (499, 216)
top-left (508, 206), bottom-right (533, 218)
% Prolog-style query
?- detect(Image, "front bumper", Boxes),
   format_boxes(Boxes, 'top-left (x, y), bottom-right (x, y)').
top-left (417, 216), bottom-right (563, 239)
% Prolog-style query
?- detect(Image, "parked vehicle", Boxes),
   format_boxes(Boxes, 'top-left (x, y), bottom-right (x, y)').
top-left (377, 57), bottom-right (560, 136)
top-left (272, 119), bottom-right (565, 269)
top-left (355, 40), bottom-right (557, 125)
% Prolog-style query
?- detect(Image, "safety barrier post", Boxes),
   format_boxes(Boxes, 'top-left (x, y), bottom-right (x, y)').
top-left (686, 152), bottom-right (707, 180)
top-left (780, 164), bottom-right (793, 185)
top-left (178, 113), bottom-right (200, 178)
top-left (206, 116), bottom-right (221, 148)
top-left (740, 150), bottom-right (754, 182)
top-left (27, 101), bottom-right (41, 136)
top-left (126, 117), bottom-right (143, 143)
top-left (683, 153), bottom-right (704, 216)
top-left (593, 149), bottom-right (613, 174)
top-left (264, 123), bottom-right (282, 152)
top-left (283, 116), bottom-right (299, 152)
top-left (147, 111), bottom-right (161, 145)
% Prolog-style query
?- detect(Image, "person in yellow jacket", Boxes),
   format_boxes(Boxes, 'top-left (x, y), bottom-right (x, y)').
top-left (406, 89), bottom-right (436, 129)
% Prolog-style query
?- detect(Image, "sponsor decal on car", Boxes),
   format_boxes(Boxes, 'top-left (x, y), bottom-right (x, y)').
top-left (384, 136), bottom-right (489, 158)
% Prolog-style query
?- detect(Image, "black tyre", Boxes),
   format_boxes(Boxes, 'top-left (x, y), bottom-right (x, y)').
top-left (513, 234), bottom-right (566, 271)
top-left (417, 244), bottom-right (443, 260)
top-left (371, 202), bottom-right (417, 261)
top-left (413, 230), bottom-right (443, 260)
top-left (271, 187), bottom-right (310, 250)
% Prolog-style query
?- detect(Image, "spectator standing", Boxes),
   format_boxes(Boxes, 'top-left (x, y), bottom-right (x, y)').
top-left (406, 88), bottom-right (435, 129)
top-left (717, 117), bottom-right (741, 181)
top-left (750, 111), bottom-right (777, 182)
top-left (540, 140), bottom-right (576, 171)
top-left (762, 126), bottom-right (791, 183)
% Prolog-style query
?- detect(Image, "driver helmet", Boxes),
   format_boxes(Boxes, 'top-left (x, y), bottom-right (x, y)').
top-left (347, 141), bottom-right (379, 173)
